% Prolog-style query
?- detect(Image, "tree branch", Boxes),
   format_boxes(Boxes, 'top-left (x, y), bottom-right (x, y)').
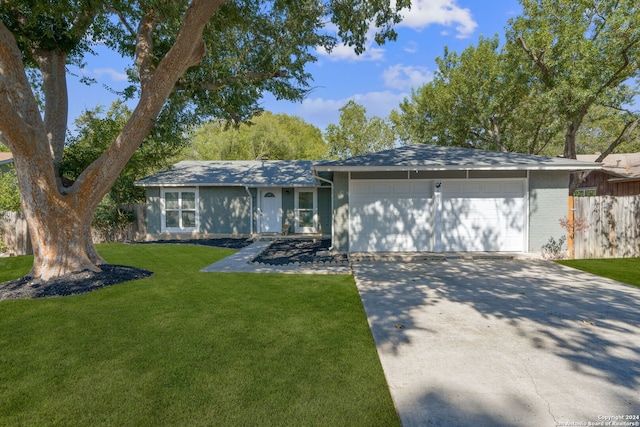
top-left (33, 49), bottom-right (68, 173)
top-left (73, 0), bottom-right (226, 204)
top-left (0, 22), bottom-right (45, 153)
top-left (135, 9), bottom-right (155, 91)
top-left (516, 35), bottom-right (554, 88)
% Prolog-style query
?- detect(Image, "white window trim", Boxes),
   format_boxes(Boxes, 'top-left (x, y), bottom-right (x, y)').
top-left (294, 188), bottom-right (317, 233)
top-left (161, 187), bottom-right (199, 233)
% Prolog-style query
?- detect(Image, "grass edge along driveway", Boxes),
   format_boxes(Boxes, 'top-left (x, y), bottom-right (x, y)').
top-left (556, 257), bottom-right (640, 288)
top-left (0, 243), bottom-right (400, 427)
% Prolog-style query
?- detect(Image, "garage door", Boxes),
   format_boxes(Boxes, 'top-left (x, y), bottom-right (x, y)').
top-left (350, 180), bottom-right (432, 252)
top-left (438, 180), bottom-right (525, 252)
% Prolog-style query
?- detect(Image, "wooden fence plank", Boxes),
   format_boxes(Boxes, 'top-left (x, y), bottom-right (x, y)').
top-left (573, 195), bottom-right (640, 259)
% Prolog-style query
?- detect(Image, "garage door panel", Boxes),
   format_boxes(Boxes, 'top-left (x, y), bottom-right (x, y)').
top-left (350, 180), bottom-right (432, 252)
top-left (440, 180), bottom-right (525, 252)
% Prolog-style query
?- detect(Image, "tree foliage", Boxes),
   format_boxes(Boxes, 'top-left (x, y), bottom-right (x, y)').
top-left (325, 100), bottom-right (396, 159)
top-left (0, 169), bottom-right (21, 212)
top-left (390, 35), bottom-right (564, 154)
top-left (507, 0), bottom-right (640, 160)
top-left (62, 101), bottom-right (185, 204)
top-left (182, 112), bottom-right (327, 161)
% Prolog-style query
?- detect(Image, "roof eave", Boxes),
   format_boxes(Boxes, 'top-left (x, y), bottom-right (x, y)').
top-left (134, 181), bottom-right (318, 188)
top-left (313, 164), bottom-right (601, 173)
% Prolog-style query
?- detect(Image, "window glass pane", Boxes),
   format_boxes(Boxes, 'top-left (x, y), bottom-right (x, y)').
top-left (182, 211), bottom-right (196, 228)
top-left (166, 211), bottom-right (179, 228)
top-left (298, 192), bottom-right (313, 210)
top-left (182, 192), bottom-right (196, 210)
top-left (165, 192), bottom-right (179, 209)
top-left (299, 210), bottom-right (314, 228)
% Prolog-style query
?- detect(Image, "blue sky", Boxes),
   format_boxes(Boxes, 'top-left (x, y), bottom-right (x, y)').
top-left (67, 0), bottom-right (523, 133)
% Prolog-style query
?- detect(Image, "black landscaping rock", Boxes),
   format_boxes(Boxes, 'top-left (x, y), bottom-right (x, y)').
top-left (0, 264), bottom-right (153, 301)
top-left (253, 239), bottom-right (348, 266)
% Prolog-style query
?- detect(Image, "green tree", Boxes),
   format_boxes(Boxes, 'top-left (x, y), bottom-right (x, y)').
top-left (390, 35), bottom-right (564, 155)
top-left (62, 101), bottom-right (185, 234)
top-left (0, 169), bottom-right (21, 212)
top-left (507, 0), bottom-right (640, 162)
top-left (183, 112), bottom-right (327, 160)
top-left (0, 0), bottom-right (410, 280)
top-left (325, 100), bottom-right (396, 159)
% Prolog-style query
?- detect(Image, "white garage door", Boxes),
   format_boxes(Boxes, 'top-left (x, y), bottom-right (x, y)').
top-left (438, 180), bottom-right (525, 252)
top-left (350, 180), bottom-right (432, 252)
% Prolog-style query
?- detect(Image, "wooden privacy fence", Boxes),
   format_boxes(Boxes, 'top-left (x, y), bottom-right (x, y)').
top-left (0, 204), bottom-right (146, 256)
top-left (572, 195), bottom-right (640, 259)
top-left (0, 211), bottom-right (32, 256)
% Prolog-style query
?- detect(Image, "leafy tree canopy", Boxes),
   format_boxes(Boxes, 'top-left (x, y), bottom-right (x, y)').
top-left (507, 0), bottom-right (640, 159)
top-left (182, 112), bottom-right (327, 161)
top-left (390, 35), bottom-right (565, 155)
top-left (325, 100), bottom-right (395, 159)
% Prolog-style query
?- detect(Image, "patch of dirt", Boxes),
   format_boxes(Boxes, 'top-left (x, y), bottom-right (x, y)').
top-left (253, 239), bottom-right (348, 265)
top-left (0, 265), bottom-right (153, 301)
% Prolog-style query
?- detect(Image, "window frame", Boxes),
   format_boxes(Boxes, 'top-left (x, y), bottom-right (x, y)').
top-left (573, 187), bottom-right (597, 197)
top-left (294, 188), bottom-right (317, 233)
top-left (161, 187), bottom-right (199, 233)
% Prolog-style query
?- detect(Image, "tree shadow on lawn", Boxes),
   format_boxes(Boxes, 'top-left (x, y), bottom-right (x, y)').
top-left (354, 259), bottom-right (640, 390)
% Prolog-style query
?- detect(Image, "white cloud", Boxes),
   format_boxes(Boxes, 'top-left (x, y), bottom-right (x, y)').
top-left (397, 0), bottom-right (478, 39)
top-left (317, 43), bottom-right (385, 62)
top-left (296, 90), bottom-right (408, 130)
top-left (92, 67), bottom-right (128, 82)
top-left (383, 64), bottom-right (433, 91)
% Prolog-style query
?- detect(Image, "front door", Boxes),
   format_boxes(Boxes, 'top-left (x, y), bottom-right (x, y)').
top-left (259, 188), bottom-right (282, 233)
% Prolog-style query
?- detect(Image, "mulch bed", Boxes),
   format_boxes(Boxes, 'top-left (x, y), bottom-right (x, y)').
top-left (136, 238), bottom-right (253, 249)
top-left (0, 265), bottom-right (153, 301)
top-left (253, 239), bottom-right (348, 266)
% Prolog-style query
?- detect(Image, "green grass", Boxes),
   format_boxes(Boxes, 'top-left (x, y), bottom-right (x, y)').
top-left (0, 244), bottom-right (399, 426)
top-left (556, 257), bottom-right (640, 288)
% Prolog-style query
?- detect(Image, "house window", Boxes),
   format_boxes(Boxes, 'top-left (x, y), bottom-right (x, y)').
top-left (162, 188), bottom-right (198, 232)
top-left (295, 188), bottom-right (317, 233)
top-left (574, 187), bottom-right (597, 197)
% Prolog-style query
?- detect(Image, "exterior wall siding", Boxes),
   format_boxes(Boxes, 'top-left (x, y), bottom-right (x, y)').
top-left (282, 188), bottom-right (295, 234)
top-left (332, 172), bottom-right (350, 252)
top-left (528, 171), bottom-right (569, 252)
top-left (317, 187), bottom-right (332, 235)
top-left (199, 187), bottom-right (251, 235)
top-left (145, 187), bottom-right (162, 235)
top-left (575, 171), bottom-right (640, 196)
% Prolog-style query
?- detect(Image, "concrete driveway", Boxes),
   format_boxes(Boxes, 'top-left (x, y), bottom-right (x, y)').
top-left (352, 259), bottom-right (640, 427)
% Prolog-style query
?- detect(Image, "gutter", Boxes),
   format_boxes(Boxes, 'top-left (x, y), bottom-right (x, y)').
top-left (313, 172), bottom-right (334, 251)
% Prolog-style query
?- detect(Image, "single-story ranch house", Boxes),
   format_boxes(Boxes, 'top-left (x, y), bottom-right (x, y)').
top-left (136, 144), bottom-right (600, 255)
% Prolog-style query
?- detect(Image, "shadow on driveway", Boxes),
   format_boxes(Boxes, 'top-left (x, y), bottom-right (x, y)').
top-left (353, 259), bottom-right (640, 426)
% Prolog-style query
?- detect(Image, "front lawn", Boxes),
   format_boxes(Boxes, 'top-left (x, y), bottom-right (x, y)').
top-left (556, 257), bottom-right (640, 288)
top-left (0, 243), bottom-right (399, 426)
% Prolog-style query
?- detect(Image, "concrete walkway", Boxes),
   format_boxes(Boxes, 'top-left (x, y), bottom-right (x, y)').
top-left (352, 259), bottom-right (640, 427)
top-left (200, 241), bottom-right (351, 274)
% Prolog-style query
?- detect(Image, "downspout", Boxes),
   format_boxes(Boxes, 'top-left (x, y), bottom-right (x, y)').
top-left (244, 186), bottom-right (253, 235)
top-left (313, 173), bottom-right (334, 250)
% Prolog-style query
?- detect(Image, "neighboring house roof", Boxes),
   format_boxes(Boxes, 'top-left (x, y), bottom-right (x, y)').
top-left (0, 152), bottom-right (13, 166)
top-left (315, 144), bottom-right (601, 172)
top-left (576, 152), bottom-right (640, 182)
top-left (135, 160), bottom-right (318, 187)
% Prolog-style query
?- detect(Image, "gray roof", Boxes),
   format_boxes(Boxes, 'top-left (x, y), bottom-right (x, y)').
top-left (135, 160), bottom-right (318, 187)
top-left (315, 144), bottom-right (602, 172)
